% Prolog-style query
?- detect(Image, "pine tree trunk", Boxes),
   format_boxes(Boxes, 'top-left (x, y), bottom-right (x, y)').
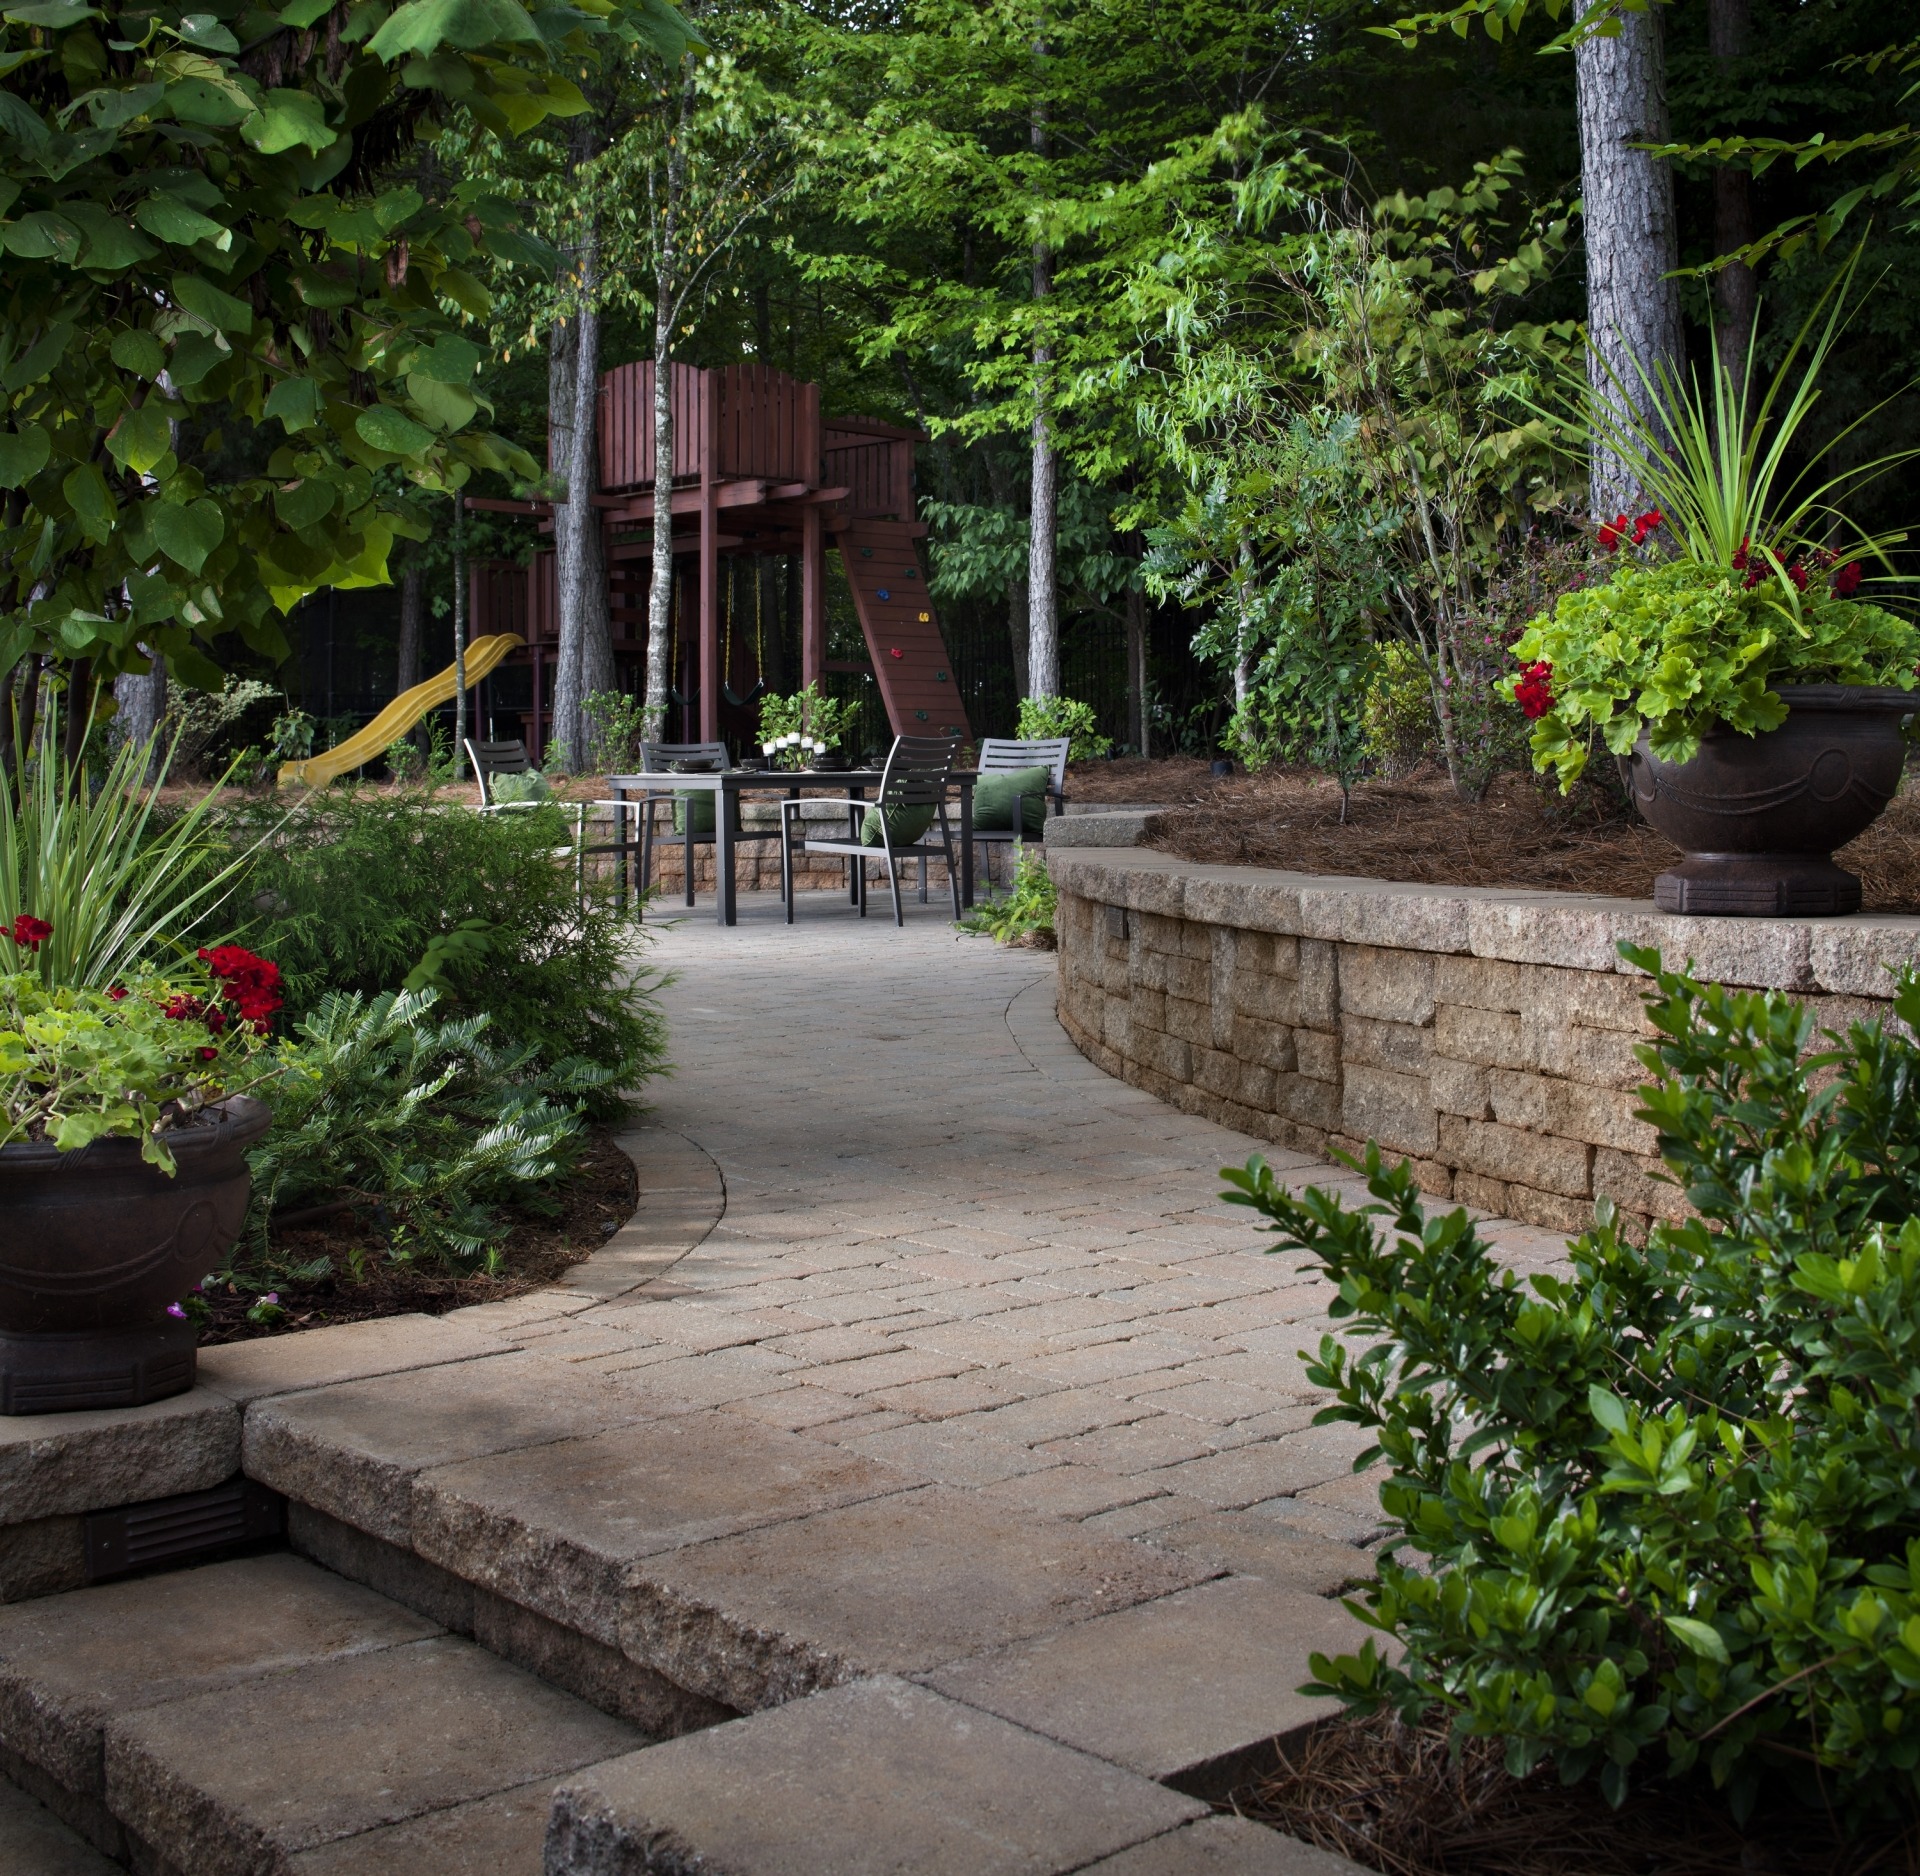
top-left (1025, 82), bottom-right (1059, 702)
top-left (112, 650), bottom-right (167, 781)
top-left (643, 91), bottom-right (691, 747)
top-left (1574, 0), bottom-right (1683, 521)
top-left (1008, 576), bottom-right (1031, 702)
top-left (551, 225), bottom-right (612, 772)
top-left (1709, 0), bottom-right (1757, 402)
top-left (395, 554), bottom-right (425, 755)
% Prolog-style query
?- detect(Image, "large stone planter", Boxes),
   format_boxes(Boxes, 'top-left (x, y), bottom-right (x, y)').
top-left (1624, 684), bottom-right (1916, 916)
top-left (0, 1095), bottom-right (270, 1414)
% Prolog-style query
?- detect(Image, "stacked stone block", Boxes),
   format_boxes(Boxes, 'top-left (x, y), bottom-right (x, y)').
top-left (1052, 851), bottom-right (1920, 1242)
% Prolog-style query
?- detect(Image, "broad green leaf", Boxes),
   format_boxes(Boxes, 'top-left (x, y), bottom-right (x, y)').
top-left (374, 186), bottom-right (424, 229)
top-left (411, 333), bottom-right (483, 384)
top-left (0, 426), bottom-right (51, 488)
top-left (63, 462), bottom-right (116, 541)
top-left (171, 271), bottom-right (252, 333)
top-left (406, 372), bottom-right (478, 432)
top-left (242, 89), bottom-right (333, 155)
top-left (355, 405), bottom-right (436, 456)
top-left (150, 497), bottom-right (225, 573)
top-left (433, 267), bottom-right (490, 318)
top-left (64, 202), bottom-right (157, 270)
top-left (107, 400), bottom-right (173, 474)
top-left (277, 0), bottom-right (334, 22)
top-left (262, 375), bottom-right (323, 431)
top-left (1587, 1386), bottom-right (1629, 1437)
top-left (3, 0), bottom-right (97, 23)
top-left (3, 321), bottom-right (74, 390)
top-left (0, 90), bottom-right (49, 150)
top-left (2, 211), bottom-right (81, 262)
top-left (134, 193), bottom-right (230, 248)
top-left (79, 81), bottom-right (165, 130)
top-left (167, 328), bottom-right (227, 387)
top-left (367, 0), bottom-right (543, 59)
top-left (1664, 1615), bottom-right (1730, 1666)
top-left (274, 477), bottom-right (335, 529)
top-left (163, 77), bottom-right (253, 128)
top-left (293, 267), bottom-right (357, 308)
top-left (170, 12), bottom-right (241, 50)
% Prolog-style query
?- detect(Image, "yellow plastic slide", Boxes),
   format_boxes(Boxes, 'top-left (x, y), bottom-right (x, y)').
top-left (278, 634), bottom-right (525, 787)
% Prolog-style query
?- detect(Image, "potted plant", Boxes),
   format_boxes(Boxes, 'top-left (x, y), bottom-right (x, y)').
top-left (758, 683), bottom-right (857, 771)
top-left (0, 931), bottom-right (280, 1414)
top-left (1509, 269), bottom-right (1920, 915)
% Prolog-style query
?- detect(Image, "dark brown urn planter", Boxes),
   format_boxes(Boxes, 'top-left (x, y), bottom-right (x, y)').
top-left (1622, 684), bottom-right (1916, 917)
top-left (0, 1095), bottom-right (270, 1415)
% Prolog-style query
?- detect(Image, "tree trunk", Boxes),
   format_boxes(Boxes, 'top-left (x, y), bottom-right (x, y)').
top-left (1231, 544), bottom-right (1256, 717)
top-left (1008, 576), bottom-right (1031, 703)
top-left (62, 658), bottom-right (92, 768)
top-left (550, 226), bottom-right (613, 772)
top-left (1125, 576), bottom-right (1149, 757)
top-left (1708, 0), bottom-right (1757, 403)
top-left (1574, 0), bottom-right (1683, 521)
top-left (395, 554), bottom-right (425, 697)
top-left (452, 497), bottom-right (468, 764)
top-left (112, 649), bottom-right (167, 782)
top-left (643, 91), bottom-right (691, 747)
top-left (1025, 80), bottom-right (1059, 701)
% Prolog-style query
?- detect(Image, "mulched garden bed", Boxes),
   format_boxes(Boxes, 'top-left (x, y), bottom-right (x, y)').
top-left (196, 1125), bottom-right (638, 1344)
top-left (1092, 763), bottom-right (1920, 914)
top-left (1233, 1711), bottom-right (1919, 1876)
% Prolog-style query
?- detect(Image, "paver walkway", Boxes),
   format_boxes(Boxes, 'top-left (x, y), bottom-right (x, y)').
top-left (512, 891), bottom-right (1567, 1576)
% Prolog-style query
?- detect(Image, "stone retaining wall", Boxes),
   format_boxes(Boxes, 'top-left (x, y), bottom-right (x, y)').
top-left (1049, 848), bottom-right (1920, 1238)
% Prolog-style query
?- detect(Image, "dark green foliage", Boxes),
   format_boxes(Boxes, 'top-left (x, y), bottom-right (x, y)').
top-left (238, 987), bottom-right (603, 1277)
top-left (1223, 947), bottom-right (1920, 1826)
top-left (226, 791), bottom-right (665, 1119)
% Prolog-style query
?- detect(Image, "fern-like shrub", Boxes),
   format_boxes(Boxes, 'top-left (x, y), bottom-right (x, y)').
top-left (1226, 947), bottom-right (1920, 1827)
top-left (223, 792), bottom-right (665, 1119)
top-left (239, 987), bottom-right (607, 1275)
top-left (959, 847), bottom-right (1057, 946)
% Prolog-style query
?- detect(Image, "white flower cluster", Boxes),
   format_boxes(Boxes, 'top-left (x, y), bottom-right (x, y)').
top-left (762, 731), bottom-right (831, 768)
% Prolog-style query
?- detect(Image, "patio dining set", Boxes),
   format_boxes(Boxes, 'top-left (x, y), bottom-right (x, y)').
top-left (465, 734), bottom-right (1071, 928)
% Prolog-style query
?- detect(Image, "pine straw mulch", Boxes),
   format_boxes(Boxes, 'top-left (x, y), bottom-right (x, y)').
top-left (1125, 765), bottom-right (1920, 914)
top-left (195, 1125), bottom-right (638, 1344)
top-left (1232, 1711), bottom-right (1920, 1876)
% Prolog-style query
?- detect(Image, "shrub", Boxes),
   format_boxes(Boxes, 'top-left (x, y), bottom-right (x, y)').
top-left (1360, 642), bottom-right (1437, 779)
top-left (1017, 694), bottom-right (1112, 761)
top-left (224, 793), bottom-right (665, 1119)
top-left (237, 987), bottom-right (599, 1275)
top-left (583, 690), bottom-right (646, 772)
top-left (758, 682), bottom-right (856, 754)
top-left (385, 738), bottom-right (423, 784)
top-left (959, 847), bottom-right (1056, 946)
top-left (1224, 947), bottom-right (1920, 1827)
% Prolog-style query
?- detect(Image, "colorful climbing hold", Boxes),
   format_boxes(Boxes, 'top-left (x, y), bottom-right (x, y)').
top-left (876, 588), bottom-right (890, 600)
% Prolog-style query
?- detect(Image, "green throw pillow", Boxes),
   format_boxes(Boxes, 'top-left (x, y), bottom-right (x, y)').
top-left (489, 769), bottom-right (552, 805)
top-left (859, 802), bottom-right (937, 848)
top-left (971, 765), bottom-right (1050, 835)
top-left (671, 790), bottom-right (716, 836)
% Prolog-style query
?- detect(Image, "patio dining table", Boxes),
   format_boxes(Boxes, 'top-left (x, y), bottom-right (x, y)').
top-left (602, 767), bottom-right (983, 926)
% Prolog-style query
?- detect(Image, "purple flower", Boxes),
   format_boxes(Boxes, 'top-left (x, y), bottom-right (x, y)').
top-left (166, 1303), bottom-right (187, 1319)
top-left (263, 1293), bottom-right (280, 1306)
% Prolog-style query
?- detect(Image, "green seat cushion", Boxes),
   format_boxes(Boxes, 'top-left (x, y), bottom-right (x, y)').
top-left (859, 802), bottom-right (937, 848)
top-left (672, 790), bottom-right (716, 835)
top-left (971, 765), bottom-right (1051, 835)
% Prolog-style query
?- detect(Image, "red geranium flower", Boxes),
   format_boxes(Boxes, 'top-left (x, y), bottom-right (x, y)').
top-left (1514, 661), bottom-right (1555, 720)
top-left (10, 914), bottom-right (51, 950)
top-left (198, 945), bottom-right (283, 1024)
top-left (1834, 561), bottom-right (1864, 598)
top-left (1630, 508), bottom-right (1663, 546)
top-left (106, 985), bottom-right (128, 1002)
top-left (1597, 513), bottom-right (1629, 553)
top-left (1787, 561), bottom-right (1809, 592)
top-left (1732, 538), bottom-right (1751, 572)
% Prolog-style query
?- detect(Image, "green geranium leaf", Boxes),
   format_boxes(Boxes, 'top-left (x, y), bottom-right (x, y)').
top-left (0, 426), bottom-right (51, 488)
top-left (150, 497), bottom-right (225, 573)
top-left (355, 405), bottom-right (436, 456)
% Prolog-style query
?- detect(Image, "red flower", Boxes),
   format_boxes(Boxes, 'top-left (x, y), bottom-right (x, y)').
top-left (1514, 662), bottom-right (1555, 720)
top-left (1630, 508), bottom-right (1663, 546)
top-left (10, 914), bottom-right (51, 951)
top-left (163, 993), bottom-right (208, 1024)
top-left (1597, 513), bottom-right (1629, 553)
top-left (1834, 561), bottom-right (1864, 599)
top-left (106, 986), bottom-right (128, 1002)
top-left (1787, 561), bottom-right (1809, 592)
top-left (198, 945), bottom-right (283, 1024)
top-left (1732, 538), bottom-right (1751, 572)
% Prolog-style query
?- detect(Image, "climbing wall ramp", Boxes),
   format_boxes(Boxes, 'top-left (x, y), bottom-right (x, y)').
top-left (836, 519), bottom-right (973, 744)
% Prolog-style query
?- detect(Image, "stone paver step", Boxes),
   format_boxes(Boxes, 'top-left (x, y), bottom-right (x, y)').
top-left (0, 1554), bottom-right (647, 1874)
